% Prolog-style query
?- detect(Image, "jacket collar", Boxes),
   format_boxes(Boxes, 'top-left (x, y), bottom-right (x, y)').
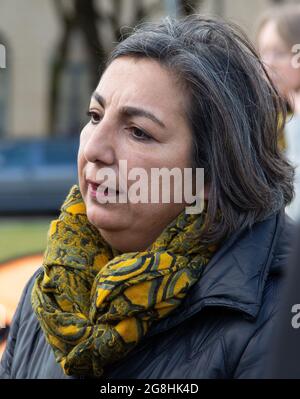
top-left (147, 210), bottom-right (285, 338)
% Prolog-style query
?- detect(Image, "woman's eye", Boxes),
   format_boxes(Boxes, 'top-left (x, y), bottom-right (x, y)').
top-left (87, 111), bottom-right (101, 125)
top-left (129, 127), bottom-right (153, 142)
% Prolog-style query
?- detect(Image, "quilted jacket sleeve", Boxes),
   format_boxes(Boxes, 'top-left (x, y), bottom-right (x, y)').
top-left (232, 307), bottom-right (278, 379)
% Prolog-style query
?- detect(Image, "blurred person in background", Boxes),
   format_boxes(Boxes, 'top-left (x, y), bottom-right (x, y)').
top-left (0, 15), bottom-right (295, 379)
top-left (257, 4), bottom-right (300, 221)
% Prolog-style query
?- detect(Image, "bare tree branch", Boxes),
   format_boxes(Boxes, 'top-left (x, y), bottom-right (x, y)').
top-left (49, 0), bottom-right (158, 136)
top-left (179, 0), bottom-right (203, 16)
top-left (49, 0), bottom-right (76, 135)
top-left (74, 0), bottom-right (106, 85)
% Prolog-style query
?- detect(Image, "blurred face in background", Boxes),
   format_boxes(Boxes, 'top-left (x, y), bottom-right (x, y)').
top-left (257, 20), bottom-right (300, 99)
top-left (77, 56), bottom-right (194, 253)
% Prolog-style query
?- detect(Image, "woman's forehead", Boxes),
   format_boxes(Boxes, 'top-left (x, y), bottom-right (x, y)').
top-left (91, 57), bottom-right (188, 119)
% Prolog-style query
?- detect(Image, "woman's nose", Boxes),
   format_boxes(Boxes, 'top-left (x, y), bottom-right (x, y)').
top-left (83, 122), bottom-right (116, 165)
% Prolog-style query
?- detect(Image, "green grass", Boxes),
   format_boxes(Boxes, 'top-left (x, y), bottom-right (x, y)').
top-left (0, 219), bottom-right (52, 263)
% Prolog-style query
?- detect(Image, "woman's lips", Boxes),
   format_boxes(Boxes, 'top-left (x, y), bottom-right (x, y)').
top-left (87, 180), bottom-right (120, 200)
top-left (88, 182), bottom-right (100, 199)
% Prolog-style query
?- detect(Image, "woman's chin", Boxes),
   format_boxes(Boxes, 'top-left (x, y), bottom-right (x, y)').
top-left (86, 200), bottom-right (127, 232)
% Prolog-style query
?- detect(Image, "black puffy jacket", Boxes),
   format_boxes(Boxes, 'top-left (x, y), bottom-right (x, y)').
top-left (0, 210), bottom-right (294, 379)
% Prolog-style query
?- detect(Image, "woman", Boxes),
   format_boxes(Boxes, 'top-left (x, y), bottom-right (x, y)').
top-left (0, 15), bottom-right (295, 379)
top-left (257, 5), bottom-right (300, 221)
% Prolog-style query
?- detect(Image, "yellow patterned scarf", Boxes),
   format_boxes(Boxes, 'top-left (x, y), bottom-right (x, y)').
top-left (31, 185), bottom-right (217, 377)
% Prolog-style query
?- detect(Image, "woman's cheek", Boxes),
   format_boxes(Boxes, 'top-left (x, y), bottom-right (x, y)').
top-left (286, 68), bottom-right (300, 91)
top-left (77, 133), bottom-right (88, 189)
top-left (79, 124), bottom-right (90, 148)
top-left (78, 125), bottom-right (91, 161)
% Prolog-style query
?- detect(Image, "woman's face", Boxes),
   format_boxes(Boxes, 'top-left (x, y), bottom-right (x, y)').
top-left (257, 20), bottom-right (300, 97)
top-left (78, 56), bottom-right (194, 253)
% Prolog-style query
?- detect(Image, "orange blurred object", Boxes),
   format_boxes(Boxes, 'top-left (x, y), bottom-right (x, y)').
top-left (0, 254), bottom-right (42, 359)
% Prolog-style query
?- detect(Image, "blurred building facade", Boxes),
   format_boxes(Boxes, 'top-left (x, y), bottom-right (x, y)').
top-left (0, 0), bottom-right (299, 138)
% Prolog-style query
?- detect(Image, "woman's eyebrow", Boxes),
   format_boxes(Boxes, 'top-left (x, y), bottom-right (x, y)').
top-left (92, 92), bottom-right (105, 108)
top-left (120, 106), bottom-right (166, 129)
top-left (92, 91), bottom-right (166, 129)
